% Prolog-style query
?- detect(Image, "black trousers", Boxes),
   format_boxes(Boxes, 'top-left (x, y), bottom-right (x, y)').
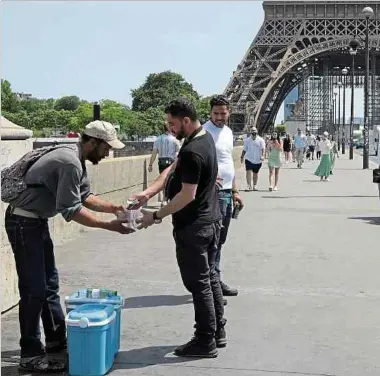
top-left (173, 222), bottom-right (225, 339)
top-left (5, 207), bottom-right (66, 358)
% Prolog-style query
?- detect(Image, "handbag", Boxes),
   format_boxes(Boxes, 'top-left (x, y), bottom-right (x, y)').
top-left (373, 168), bottom-right (380, 183)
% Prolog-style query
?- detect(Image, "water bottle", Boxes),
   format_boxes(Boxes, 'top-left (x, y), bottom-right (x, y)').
top-left (232, 203), bottom-right (241, 219)
top-left (116, 204), bottom-right (143, 230)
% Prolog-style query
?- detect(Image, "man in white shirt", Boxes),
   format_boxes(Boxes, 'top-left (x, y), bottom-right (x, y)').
top-left (204, 95), bottom-right (244, 298)
top-left (240, 127), bottom-right (265, 190)
top-left (293, 128), bottom-right (308, 168)
top-left (149, 124), bottom-right (180, 202)
top-left (306, 130), bottom-right (316, 160)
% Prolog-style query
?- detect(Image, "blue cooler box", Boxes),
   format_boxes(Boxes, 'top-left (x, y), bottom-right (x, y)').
top-left (66, 304), bottom-right (116, 376)
top-left (65, 289), bottom-right (123, 355)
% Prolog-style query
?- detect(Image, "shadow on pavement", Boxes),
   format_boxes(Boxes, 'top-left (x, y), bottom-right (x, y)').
top-left (348, 216), bottom-right (380, 226)
top-left (123, 294), bottom-right (192, 309)
top-left (113, 345), bottom-right (197, 370)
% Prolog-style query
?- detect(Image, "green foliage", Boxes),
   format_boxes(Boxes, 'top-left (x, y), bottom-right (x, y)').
top-left (275, 125), bottom-right (286, 135)
top-left (54, 96), bottom-right (81, 111)
top-left (131, 71), bottom-right (200, 112)
top-left (1, 79), bottom-right (19, 112)
top-left (1, 72), bottom-right (214, 138)
top-left (196, 96), bottom-right (212, 124)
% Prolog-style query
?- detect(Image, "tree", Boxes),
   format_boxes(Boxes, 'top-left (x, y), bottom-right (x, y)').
top-left (131, 71), bottom-right (200, 112)
top-left (1, 79), bottom-right (19, 112)
top-left (196, 97), bottom-right (212, 124)
top-left (275, 125), bottom-right (286, 135)
top-left (54, 96), bottom-right (80, 111)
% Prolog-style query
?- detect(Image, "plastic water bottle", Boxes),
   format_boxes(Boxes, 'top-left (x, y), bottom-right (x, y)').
top-left (117, 203), bottom-right (143, 230)
top-left (232, 203), bottom-right (241, 219)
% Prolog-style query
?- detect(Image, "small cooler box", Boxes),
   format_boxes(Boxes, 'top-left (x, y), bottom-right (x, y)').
top-left (66, 304), bottom-right (116, 376)
top-left (65, 289), bottom-right (124, 355)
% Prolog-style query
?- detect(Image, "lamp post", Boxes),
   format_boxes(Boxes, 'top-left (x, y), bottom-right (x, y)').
top-left (337, 81), bottom-right (342, 150)
top-left (362, 6), bottom-right (374, 169)
top-left (349, 39), bottom-right (359, 160)
top-left (341, 68), bottom-right (348, 154)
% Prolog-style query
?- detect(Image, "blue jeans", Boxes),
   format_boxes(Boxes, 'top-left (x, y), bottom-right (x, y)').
top-left (216, 190), bottom-right (233, 280)
top-left (5, 207), bottom-right (66, 358)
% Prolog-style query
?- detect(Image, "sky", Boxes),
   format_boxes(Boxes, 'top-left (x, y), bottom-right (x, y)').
top-left (2, 1), bottom-right (364, 123)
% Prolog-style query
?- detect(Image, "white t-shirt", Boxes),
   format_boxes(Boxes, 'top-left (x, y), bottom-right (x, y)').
top-left (307, 134), bottom-right (316, 147)
top-left (203, 121), bottom-right (235, 190)
top-left (243, 136), bottom-right (266, 164)
top-left (153, 133), bottom-right (180, 159)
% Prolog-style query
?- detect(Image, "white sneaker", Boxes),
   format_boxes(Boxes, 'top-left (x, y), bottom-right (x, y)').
top-left (252, 185), bottom-right (258, 191)
top-left (246, 185), bottom-right (252, 191)
top-left (273, 186), bottom-right (278, 191)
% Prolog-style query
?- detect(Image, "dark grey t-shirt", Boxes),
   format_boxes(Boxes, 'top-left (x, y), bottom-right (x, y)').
top-left (10, 145), bottom-right (92, 222)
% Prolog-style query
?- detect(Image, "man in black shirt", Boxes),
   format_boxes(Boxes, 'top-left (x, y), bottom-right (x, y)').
top-left (130, 98), bottom-right (226, 358)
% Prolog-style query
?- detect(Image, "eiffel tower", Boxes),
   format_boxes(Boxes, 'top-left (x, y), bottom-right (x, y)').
top-left (224, 1), bottom-right (380, 134)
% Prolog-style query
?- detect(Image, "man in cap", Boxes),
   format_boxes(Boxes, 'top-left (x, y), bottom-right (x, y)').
top-left (240, 127), bottom-right (266, 190)
top-left (3, 120), bottom-right (131, 373)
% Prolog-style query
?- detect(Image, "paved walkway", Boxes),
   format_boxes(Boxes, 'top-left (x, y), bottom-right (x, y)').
top-left (3, 153), bottom-right (380, 376)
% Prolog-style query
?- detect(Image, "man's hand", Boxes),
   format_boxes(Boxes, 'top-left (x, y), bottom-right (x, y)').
top-left (113, 205), bottom-right (127, 217)
top-left (233, 192), bottom-right (244, 210)
top-left (240, 156), bottom-right (244, 164)
top-left (136, 209), bottom-right (155, 230)
top-left (127, 192), bottom-right (150, 210)
top-left (260, 156), bottom-right (264, 161)
top-left (105, 219), bottom-right (135, 234)
top-left (148, 164), bottom-right (153, 173)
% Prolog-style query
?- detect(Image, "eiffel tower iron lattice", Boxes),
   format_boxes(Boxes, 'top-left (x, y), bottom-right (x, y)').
top-left (224, 1), bottom-right (380, 134)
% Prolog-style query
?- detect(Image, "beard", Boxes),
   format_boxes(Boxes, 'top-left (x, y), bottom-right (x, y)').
top-left (87, 147), bottom-right (104, 165)
top-left (175, 122), bottom-right (186, 141)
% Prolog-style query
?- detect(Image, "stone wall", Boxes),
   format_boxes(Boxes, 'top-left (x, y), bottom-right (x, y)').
top-left (1, 140), bottom-right (34, 312)
top-left (1, 146), bottom-right (243, 312)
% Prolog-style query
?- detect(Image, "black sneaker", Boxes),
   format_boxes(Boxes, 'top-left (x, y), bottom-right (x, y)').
top-left (221, 282), bottom-right (238, 297)
top-left (215, 326), bottom-right (227, 348)
top-left (223, 298), bottom-right (228, 306)
top-left (174, 337), bottom-right (218, 358)
top-left (19, 355), bottom-right (66, 373)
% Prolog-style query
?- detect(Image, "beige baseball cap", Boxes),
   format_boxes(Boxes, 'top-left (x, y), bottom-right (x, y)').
top-left (83, 120), bottom-right (125, 149)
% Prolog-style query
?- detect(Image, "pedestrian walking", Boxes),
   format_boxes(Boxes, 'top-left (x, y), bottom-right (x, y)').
top-left (315, 135), bottom-right (321, 160)
top-left (314, 131), bottom-right (332, 181)
top-left (1, 120), bottom-right (131, 373)
top-left (329, 136), bottom-right (339, 174)
top-left (130, 98), bottom-right (227, 358)
top-left (240, 127), bottom-right (265, 191)
top-left (267, 132), bottom-right (282, 191)
top-left (203, 95), bottom-right (243, 298)
top-left (283, 134), bottom-right (292, 163)
top-left (148, 123), bottom-right (180, 203)
top-left (293, 128), bottom-right (308, 168)
top-left (306, 130), bottom-right (316, 160)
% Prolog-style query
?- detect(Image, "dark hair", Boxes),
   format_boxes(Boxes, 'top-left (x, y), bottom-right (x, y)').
top-left (164, 98), bottom-right (198, 122)
top-left (209, 95), bottom-right (230, 109)
top-left (81, 133), bottom-right (103, 145)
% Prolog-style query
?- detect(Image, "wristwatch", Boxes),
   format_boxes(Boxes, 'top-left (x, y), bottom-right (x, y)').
top-left (152, 211), bottom-right (162, 224)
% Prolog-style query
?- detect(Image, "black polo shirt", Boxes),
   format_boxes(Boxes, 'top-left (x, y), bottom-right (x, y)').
top-left (166, 126), bottom-right (222, 229)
